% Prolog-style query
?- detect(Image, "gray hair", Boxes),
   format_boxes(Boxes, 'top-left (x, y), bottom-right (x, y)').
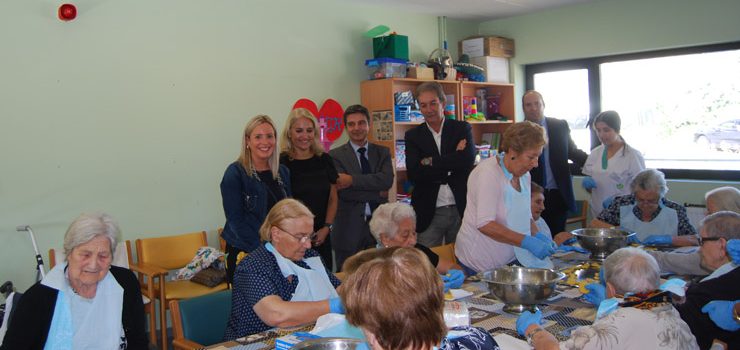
top-left (63, 212), bottom-right (120, 258)
top-left (368, 202), bottom-right (416, 243)
top-left (705, 186), bottom-right (740, 213)
top-left (630, 169), bottom-right (668, 197)
top-left (700, 211), bottom-right (740, 240)
top-left (604, 247), bottom-right (660, 295)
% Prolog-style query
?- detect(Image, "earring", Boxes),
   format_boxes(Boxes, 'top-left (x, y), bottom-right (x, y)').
top-left (511, 157), bottom-right (516, 160)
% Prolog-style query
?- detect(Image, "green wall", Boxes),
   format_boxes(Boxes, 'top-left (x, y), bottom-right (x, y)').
top-left (476, 0), bottom-right (740, 209)
top-left (0, 0), bottom-right (476, 292)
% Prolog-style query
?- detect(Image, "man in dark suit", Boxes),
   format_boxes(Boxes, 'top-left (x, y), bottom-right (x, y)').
top-left (405, 82), bottom-right (475, 247)
top-left (524, 90), bottom-right (588, 234)
top-left (329, 104), bottom-right (394, 270)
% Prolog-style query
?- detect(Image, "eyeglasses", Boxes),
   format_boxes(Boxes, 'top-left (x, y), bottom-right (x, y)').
top-left (697, 235), bottom-right (722, 246)
top-left (276, 226), bottom-right (317, 244)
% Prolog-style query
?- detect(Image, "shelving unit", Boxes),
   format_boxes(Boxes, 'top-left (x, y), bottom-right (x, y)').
top-left (360, 78), bottom-right (516, 196)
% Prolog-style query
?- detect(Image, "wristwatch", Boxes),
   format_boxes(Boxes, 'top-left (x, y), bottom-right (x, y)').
top-left (324, 223), bottom-right (334, 233)
top-left (421, 157), bottom-right (432, 166)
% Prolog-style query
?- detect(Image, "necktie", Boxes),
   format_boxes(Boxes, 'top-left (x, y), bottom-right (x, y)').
top-left (538, 152), bottom-right (547, 187)
top-left (357, 147), bottom-right (379, 213)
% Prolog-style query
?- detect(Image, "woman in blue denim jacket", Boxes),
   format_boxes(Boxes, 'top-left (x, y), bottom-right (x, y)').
top-left (220, 115), bottom-right (291, 284)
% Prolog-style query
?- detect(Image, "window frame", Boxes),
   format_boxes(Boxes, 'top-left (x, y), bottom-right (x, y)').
top-left (525, 41), bottom-right (740, 181)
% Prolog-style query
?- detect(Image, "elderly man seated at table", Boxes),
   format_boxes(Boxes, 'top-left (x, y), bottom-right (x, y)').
top-left (0, 212), bottom-right (147, 350)
top-left (368, 202), bottom-right (464, 290)
top-left (590, 168), bottom-right (696, 245)
top-left (677, 210), bottom-right (740, 349)
top-left (517, 247), bottom-right (698, 350)
top-left (223, 199), bottom-right (343, 339)
top-left (340, 247), bottom-right (499, 350)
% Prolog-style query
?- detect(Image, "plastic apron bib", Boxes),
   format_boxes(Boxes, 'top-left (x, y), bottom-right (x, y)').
top-left (498, 154), bottom-right (554, 269)
top-left (619, 202), bottom-right (678, 241)
top-left (265, 243), bottom-right (338, 302)
top-left (589, 148), bottom-right (633, 218)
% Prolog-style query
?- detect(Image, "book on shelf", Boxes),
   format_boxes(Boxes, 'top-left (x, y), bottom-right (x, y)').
top-left (480, 132), bottom-right (501, 150)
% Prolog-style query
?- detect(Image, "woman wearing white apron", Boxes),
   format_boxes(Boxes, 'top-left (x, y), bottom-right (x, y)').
top-left (455, 121), bottom-right (556, 274)
top-left (582, 111), bottom-right (645, 220)
top-left (223, 199), bottom-right (343, 339)
top-left (591, 169), bottom-right (697, 243)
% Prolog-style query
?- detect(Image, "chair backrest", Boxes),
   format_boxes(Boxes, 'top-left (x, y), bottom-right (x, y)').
top-left (171, 289), bottom-right (231, 346)
top-left (136, 231), bottom-right (207, 270)
top-left (566, 200), bottom-right (589, 228)
top-left (430, 243), bottom-right (457, 264)
top-left (49, 241), bottom-right (131, 269)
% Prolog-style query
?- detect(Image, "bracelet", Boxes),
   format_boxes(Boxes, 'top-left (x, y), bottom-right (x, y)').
top-left (526, 327), bottom-right (546, 346)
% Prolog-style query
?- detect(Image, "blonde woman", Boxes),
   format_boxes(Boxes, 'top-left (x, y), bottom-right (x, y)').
top-left (280, 108), bottom-right (338, 270)
top-left (220, 115), bottom-right (291, 284)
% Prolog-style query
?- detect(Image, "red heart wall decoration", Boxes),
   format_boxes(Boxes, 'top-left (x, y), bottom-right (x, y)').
top-left (292, 98), bottom-right (345, 149)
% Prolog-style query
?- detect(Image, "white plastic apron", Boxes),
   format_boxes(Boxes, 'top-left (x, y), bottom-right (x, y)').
top-left (265, 243), bottom-right (338, 301)
top-left (498, 154), bottom-right (554, 269)
top-left (619, 201), bottom-right (678, 241)
top-left (589, 147), bottom-right (633, 218)
top-left (42, 263), bottom-right (124, 350)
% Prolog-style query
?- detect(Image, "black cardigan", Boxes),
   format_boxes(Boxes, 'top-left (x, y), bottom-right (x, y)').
top-left (0, 265), bottom-right (148, 350)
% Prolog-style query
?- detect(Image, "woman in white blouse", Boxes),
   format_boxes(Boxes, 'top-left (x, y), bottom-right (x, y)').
top-left (582, 111), bottom-right (645, 219)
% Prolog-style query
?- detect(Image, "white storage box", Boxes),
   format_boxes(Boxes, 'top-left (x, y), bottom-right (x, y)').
top-left (470, 56), bottom-right (510, 83)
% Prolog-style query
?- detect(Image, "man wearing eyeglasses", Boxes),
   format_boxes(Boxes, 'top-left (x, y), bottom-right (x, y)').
top-left (677, 210), bottom-right (740, 349)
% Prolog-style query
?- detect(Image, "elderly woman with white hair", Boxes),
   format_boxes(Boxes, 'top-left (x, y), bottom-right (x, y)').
top-left (0, 213), bottom-right (147, 350)
top-left (591, 168), bottom-right (696, 245)
top-left (368, 202), bottom-right (465, 290)
top-left (517, 247), bottom-right (698, 350)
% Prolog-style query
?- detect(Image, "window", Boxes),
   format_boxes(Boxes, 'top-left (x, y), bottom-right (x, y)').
top-left (526, 42), bottom-right (740, 180)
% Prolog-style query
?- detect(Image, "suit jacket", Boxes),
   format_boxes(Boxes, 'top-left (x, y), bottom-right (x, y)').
top-left (529, 117), bottom-right (588, 212)
top-left (404, 119), bottom-right (475, 232)
top-left (329, 141), bottom-right (394, 248)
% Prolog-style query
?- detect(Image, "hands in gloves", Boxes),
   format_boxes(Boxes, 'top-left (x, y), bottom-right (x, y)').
top-left (701, 300), bottom-right (740, 332)
top-left (516, 310), bottom-right (543, 336)
top-left (329, 297), bottom-right (345, 314)
top-left (521, 235), bottom-right (556, 259)
top-left (583, 283), bottom-right (606, 306)
top-left (442, 269), bottom-right (466, 292)
top-left (582, 176), bottom-right (597, 191)
top-left (642, 235), bottom-right (673, 246)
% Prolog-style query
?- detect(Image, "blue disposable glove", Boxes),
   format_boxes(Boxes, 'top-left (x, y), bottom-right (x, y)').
top-left (626, 235), bottom-right (641, 245)
top-left (329, 297), bottom-right (345, 314)
top-left (599, 266), bottom-right (606, 287)
top-left (562, 237), bottom-right (577, 246)
top-left (701, 300), bottom-right (740, 332)
top-left (534, 232), bottom-right (558, 250)
top-left (602, 196), bottom-right (615, 209)
top-left (556, 245), bottom-right (589, 254)
top-left (582, 176), bottom-right (597, 190)
top-left (583, 283), bottom-right (606, 306)
top-left (727, 239), bottom-right (740, 265)
top-left (642, 234), bottom-right (673, 246)
top-left (442, 269), bottom-right (466, 291)
top-left (516, 310), bottom-right (543, 336)
top-left (521, 235), bottom-right (556, 259)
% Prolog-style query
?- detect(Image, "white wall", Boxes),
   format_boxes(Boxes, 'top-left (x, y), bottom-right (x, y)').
top-left (0, 0), bottom-right (477, 293)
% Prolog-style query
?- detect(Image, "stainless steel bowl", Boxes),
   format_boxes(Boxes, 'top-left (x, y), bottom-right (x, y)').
top-left (571, 228), bottom-right (636, 260)
top-left (480, 266), bottom-right (565, 314)
top-left (292, 338), bottom-right (365, 350)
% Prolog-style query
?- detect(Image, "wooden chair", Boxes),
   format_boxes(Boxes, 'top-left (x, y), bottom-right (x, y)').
top-left (134, 231), bottom-right (228, 350)
top-left (566, 200), bottom-right (589, 228)
top-left (170, 290), bottom-right (231, 350)
top-left (48, 241), bottom-right (157, 347)
top-left (430, 242), bottom-right (463, 272)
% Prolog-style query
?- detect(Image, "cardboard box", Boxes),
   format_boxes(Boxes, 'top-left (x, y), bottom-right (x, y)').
top-left (459, 36), bottom-right (515, 58)
top-left (443, 67), bottom-right (457, 81)
top-left (470, 56), bottom-right (510, 83)
top-left (373, 34), bottom-right (409, 60)
top-left (407, 67), bottom-right (434, 80)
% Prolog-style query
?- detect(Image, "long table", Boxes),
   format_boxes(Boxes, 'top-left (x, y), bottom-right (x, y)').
top-left (204, 249), bottom-right (607, 349)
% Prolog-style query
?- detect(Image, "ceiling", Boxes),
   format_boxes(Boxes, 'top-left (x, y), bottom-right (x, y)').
top-left (349, 0), bottom-right (597, 21)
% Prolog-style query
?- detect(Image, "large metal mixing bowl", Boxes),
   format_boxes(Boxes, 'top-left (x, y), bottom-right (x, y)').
top-left (571, 228), bottom-right (636, 260)
top-left (480, 266), bottom-right (565, 314)
top-left (292, 338), bottom-right (365, 350)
